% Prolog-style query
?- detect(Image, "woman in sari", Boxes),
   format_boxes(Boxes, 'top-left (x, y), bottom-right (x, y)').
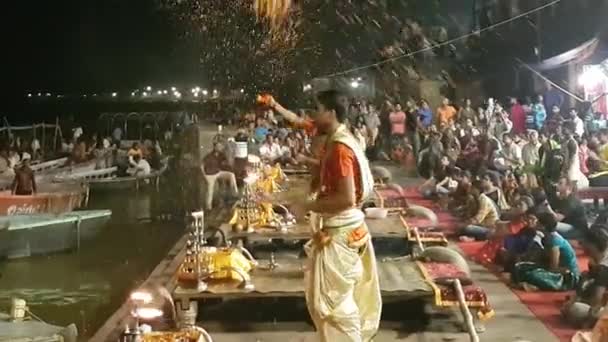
top-left (512, 212), bottom-right (580, 291)
top-left (471, 196), bottom-right (534, 266)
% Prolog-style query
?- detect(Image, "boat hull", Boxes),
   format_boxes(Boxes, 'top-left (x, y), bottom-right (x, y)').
top-left (0, 210), bottom-right (111, 259)
top-left (88, 173), bottom-right (162, 191)
top-left (0, 312), bottom-right (77, 341)
top-left (0, 184), bottom-right (88, 216)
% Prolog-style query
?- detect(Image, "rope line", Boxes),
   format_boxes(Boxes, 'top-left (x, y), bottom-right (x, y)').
top-left (320, 0), bottom-right (562, 78)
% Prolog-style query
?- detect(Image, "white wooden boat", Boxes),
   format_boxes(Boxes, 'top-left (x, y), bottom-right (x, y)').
top-left (54, 167), bottom-right (118, 183)
top-left (0, 209), bottom-right (111, 259)
top-left (54, 163), bottom-right (168, 191)
top-left (54, 156), bottom-right (170, 191)
top-left (89, 165), bottom-right (167, 191)
top-left (29, 157), bottom-right (68, 173)
top-left (0, 159), bottom-right (98, 191)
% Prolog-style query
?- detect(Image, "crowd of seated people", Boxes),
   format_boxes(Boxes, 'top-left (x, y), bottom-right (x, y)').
top-left (57, 127), bottom-right (166, 176)
top-left (197, 93), bottom-right (608, 330)
top-left (382, 93), bottom-right (608, 331)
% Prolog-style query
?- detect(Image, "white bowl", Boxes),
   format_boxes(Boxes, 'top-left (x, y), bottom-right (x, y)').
top-left (365, 207), bottom-right (388, 219)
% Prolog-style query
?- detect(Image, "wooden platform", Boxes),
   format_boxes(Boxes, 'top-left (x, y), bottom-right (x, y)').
top-left (173, 257), bottom-right (433, 303)
top-left (220, 214), bottom-right (410, 242)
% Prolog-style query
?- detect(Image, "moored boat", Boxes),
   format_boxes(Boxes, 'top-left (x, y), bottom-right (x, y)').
top-left (0, 183), bottom-right (88, 216)
top-left (0, 158), bottom-right (98, 191)
top-left (54, 158), bottom-right (170, 191)
top-left (29, 157), bottom-right (68, 173)
top-left (1, 302), bottom-right (77, 342)
top-left (0, 209), bottom-right (111, 259)
top-left (88, 166), bottom-right (167, 191)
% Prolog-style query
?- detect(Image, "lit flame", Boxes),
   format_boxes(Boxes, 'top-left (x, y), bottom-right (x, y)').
top-left (130, 291), bottom-right (153, 304)
top-left (134, 307), bottom-right (163, 320)
top-left (254, 0), bottom-right (292, 27)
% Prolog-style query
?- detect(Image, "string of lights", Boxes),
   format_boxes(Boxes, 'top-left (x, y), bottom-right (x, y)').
top-left (26, 86), bottom-right (246, 100)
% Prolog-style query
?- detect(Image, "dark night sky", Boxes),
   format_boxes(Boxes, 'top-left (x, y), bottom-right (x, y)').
top-left (3, 0), bottom-right (606, 101)
top-left (1, 0), bottom-right (474, 99)
top-left (3, 0), bottom-right (185, 95)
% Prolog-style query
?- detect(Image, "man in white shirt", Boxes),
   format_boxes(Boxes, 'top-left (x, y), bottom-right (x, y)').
top-left (259, 135), bottom-right (282, 163)
top-left (569, 108), bottom-right (585, 138)
top-left (128, 154), bottom-right (151, 176)
top-left (495, 133), bottom-right (522, 171)
top-left (73, 127), bottom-right (84, 141)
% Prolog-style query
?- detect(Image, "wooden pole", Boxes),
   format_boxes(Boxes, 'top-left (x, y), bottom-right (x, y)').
top-left (53, 117), bottom-right (59, 152)
top-left (412, 227), bottom-right (424, 252)
top-left (453, 279), bottom-right (480, 342)
top-left (4, 117), bottom-right (11, 145)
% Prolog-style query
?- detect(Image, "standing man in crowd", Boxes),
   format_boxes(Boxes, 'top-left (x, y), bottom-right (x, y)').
top-left (458, 98), bottom-right (476, 125)
top-left (418, 99), bottom-right (433, 129)
top-left (364, 104), bottom-right (381, 157)
top-left (389, 103), bottom-right (407, 143)
top-left (202, 142), bottom-right (239, 209)
top-left (406, 100), bottom-right (421, 156)
top-left (12, 156), bottom-right (36, 196)
top-left (509, 97), bottom-right (526, 134)
top-left (569, 108), bottom-right (585, 138)
top-left (532, 95), bottom-right (547, 130)
top-left (437, 97), bottom-right (457, 129)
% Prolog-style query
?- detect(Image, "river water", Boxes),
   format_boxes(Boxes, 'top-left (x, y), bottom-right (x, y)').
top-left (0, 190), bottom-right (186, 338)
top-left (0, 125), bottom-right (221, 339)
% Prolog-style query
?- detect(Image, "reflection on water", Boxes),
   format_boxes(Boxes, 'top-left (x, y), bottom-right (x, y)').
top-left (0, 189), bottom-right (185, 338)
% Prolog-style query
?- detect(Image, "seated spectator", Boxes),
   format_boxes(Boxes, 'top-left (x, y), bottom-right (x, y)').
top-left (71, 140), bottom-right (88, 163)
top-left (494, 133), bottom-right (522, 171)
top-left (259, 135), bottom-right (282, 163)
top-left (128, 142), bottom-right (143, 159)
top-left (128, 154), bottom-right (151, 176)
top-left (420, 155), bottom-right (453, 198)
top-left (254, 118), bottom-right (269, 143)
top-left (148, 144), bottom-right (163, 170)
top-left (503, 171), bottom-right (523, 208)
top-left (449, 171), bottom-right (474, 215)
top-left (93, 140), bottom-right (112, 169)
top-left (511, 212), bottom-right (579, 291)
top-left (461, 182), bottom-right (500, 240)
top-left (562, 227), bottom-right (608, 328)
top-left (352, 121), bottom-right (368, 150)
top-left (61, 138), bottom-right (74, 155)
top-left (480, 172), bottom-right (510, 212)
top-left (499, 206), bottom-right (545, 271)
top-left (548, 177), bottom-right (589, 239)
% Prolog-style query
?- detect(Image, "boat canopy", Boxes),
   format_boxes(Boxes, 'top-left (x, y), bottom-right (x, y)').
top-left (98, 111), bottom-right (181, 141)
